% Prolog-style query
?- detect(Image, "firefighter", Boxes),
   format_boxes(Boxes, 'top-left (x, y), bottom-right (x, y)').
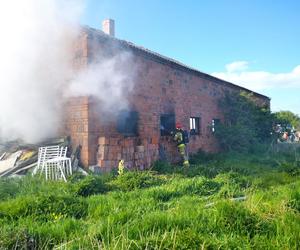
top-left (173, 123), bottom-right (190, 167)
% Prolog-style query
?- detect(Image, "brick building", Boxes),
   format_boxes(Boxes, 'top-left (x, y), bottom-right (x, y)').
top-left (65, 20), bottom-right (270, 170)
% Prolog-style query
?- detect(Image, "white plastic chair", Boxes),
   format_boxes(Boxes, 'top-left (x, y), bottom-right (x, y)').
top-left (32, 146), bottom-right (72, 182)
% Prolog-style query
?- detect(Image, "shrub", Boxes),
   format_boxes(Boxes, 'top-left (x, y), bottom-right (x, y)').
top-left (214, 91), bottom-right (273, 152)
top-left (273, 110), bottom-right (300, 130)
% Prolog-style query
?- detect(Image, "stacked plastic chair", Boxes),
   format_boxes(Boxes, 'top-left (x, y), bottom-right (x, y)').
top-left (32, 145), bottom-right (72, 182)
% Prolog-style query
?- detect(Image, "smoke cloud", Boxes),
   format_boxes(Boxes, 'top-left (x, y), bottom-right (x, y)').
top-left (0, 0), bottom-right (135, 143)
top-left (68, 52), bottom-right (136, 115)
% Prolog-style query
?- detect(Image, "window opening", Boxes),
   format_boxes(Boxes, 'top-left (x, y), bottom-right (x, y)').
top-left (116, 110), bottom-right (138, 136)
top-left (160, 114), bottom-right (175, 136)
top-left (190, 117), bottom-right (200, 135)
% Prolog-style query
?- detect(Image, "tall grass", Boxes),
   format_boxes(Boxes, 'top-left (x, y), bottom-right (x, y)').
top-left (0, 149), bottom-right (299, 249)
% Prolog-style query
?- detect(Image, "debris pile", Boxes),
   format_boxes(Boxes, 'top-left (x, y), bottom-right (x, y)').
top-left (0, 137), bottom-right (81, 178)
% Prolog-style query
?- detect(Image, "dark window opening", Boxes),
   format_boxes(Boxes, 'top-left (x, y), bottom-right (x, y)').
top-left (160, 114), bottom-right (175, 136)
top-left (212, 118), bottom-right (220, 133)
top-left (117, 110), bottom-right (138, 136)
top-left (190, 117), bottom-right (200, 135)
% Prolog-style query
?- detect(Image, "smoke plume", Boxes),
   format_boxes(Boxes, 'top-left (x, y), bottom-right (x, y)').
top-left (68, 52), bottom-right (136, 115)
top-left (0, 0), bottom-right (135, 143)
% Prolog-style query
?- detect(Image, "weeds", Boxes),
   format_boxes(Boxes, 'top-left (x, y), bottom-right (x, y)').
top-left (109, 171), bottom-right (165, 191)
top-left (0, 150), bottom-right (300, 249)
top-left (72, 175), bottom-right (110, 197)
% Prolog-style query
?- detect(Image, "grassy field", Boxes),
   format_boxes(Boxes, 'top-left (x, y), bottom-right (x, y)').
top-left (0, 148), bottom-right (300, 249)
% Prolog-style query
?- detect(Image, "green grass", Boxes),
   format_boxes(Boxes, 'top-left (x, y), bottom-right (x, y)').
top-left (0, 149), bottom-right (300, 249)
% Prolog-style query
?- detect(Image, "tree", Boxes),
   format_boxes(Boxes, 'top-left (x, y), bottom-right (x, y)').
top-left (273, 111), bottom-right (300, 130)
top-left (214, 91), bottom-right (273, 152)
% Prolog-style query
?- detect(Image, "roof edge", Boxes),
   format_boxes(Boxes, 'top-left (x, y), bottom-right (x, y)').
top-left (81, 26), bottom-right (270, 101)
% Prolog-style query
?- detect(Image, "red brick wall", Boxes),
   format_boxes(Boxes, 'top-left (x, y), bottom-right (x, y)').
top-left (78, 54), bottom-right (227, 169)
top-left (64, 97), bottom-right (90, 166)
top-left (72, 31), bottom-right (88, 71)
top-left (127, 56), bottom-right (224, 164)
top-left (64, 30), bottom-right (270, 170)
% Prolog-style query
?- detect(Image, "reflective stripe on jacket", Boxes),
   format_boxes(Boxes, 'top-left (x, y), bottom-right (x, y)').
top-left (174, 129), bottom-right (184, 146)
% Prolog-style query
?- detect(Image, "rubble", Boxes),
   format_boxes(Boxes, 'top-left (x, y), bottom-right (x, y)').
top-left (0, 137), bottom-right (82, 178)
top-left (0, 151), bottom-right (22, 177)
top-left (0, 152), bottom-right (6, 160)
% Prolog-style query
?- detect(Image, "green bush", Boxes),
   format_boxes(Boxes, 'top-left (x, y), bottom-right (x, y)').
top-left (214, 91), bottom-right (273, 152)
top-left (274, 110), bottom-right (300, 130)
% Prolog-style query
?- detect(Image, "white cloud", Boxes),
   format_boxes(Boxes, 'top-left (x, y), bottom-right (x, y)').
top-left (212, 62), bottom-right (300, 91)
top-left (225, 61), bottom-right (249, 72)
top-left (212, 61), bottom-right (300, 115)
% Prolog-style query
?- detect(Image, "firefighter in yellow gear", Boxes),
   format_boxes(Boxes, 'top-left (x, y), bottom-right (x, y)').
top-left (173, 123), bottom-right (190, 167)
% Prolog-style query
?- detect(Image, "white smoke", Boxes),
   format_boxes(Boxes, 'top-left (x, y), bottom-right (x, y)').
top-left (68, 52), bottom-right (136, 115)
top-left (0, 0), bottom-right (135, 143)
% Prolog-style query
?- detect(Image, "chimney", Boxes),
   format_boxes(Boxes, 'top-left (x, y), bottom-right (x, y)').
top-left (102, 19), bottom-right (115, 37)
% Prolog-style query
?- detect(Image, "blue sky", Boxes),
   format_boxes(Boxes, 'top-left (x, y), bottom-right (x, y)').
top-left (81, 0), bottom-right (300, 115)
